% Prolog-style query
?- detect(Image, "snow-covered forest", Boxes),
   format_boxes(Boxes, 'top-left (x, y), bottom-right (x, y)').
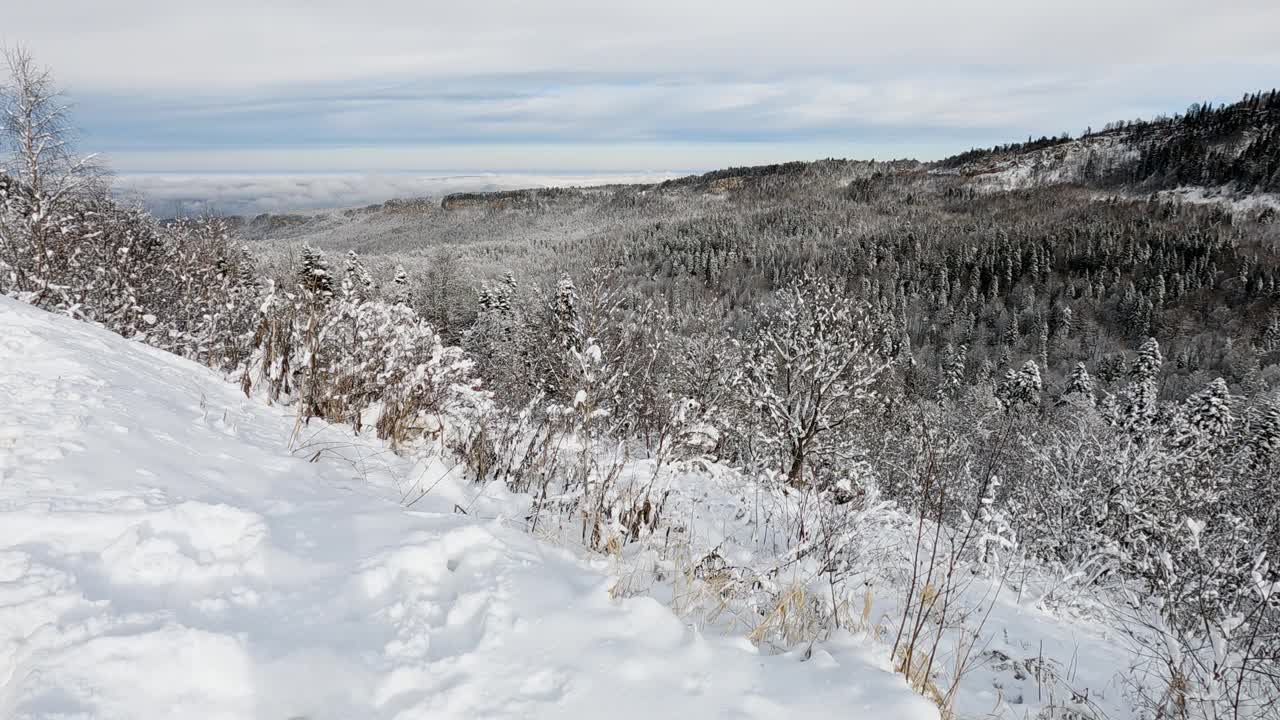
top-left (3, 48), bottom-right (1280, 720)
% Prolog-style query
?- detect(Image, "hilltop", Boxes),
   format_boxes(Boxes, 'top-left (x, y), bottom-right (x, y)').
top-left (936, 90), bottom-right (1280, 197)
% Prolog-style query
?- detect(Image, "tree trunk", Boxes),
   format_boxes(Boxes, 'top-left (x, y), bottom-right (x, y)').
top-left (786, 448), bottom-right (806, 487)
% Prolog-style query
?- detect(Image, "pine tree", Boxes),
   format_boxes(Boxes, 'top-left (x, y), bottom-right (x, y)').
top-left (554, 273), bottom-right (579, 347)
top-left (998, 360), bottom-right (1042, 408)
top-left (1037, 319), bottom-right (1049, 369)
top-left (236, 245), bottom-right (258, 291)
top-left (1244, 395), bottom-right (1280, 471)
top-left (297, 244), bottom-right (334, 303)
top-left (1181, 377), bottom-right (1233, 442)
top-left (939, 342), bottom-right (966, 399)
top-left (342, 250), bottom-right (375, 304)
top-left (1124, 337), bottom-right (1162, 429)
top-left (1260, 311), bottom-right (1280, 353)
top-left (1056, 305), bottom-right (1074, 340)
top-left (1003, 315), bottom-right (1021, 348)
top-left (1062, 362), bottom-right (1095, 405)
top-left (1013, 360), bottom-right (1042, 407)
top-left (495, 271), bottom-right (518, 315)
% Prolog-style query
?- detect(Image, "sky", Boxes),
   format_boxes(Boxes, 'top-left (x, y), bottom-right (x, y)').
top-left (6, 1), bottom-right (1280, 212)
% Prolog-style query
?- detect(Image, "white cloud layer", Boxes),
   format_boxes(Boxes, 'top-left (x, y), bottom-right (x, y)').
top-left (9, 1), bottom-right (1280, 210)
top-left (10, 1), bottom-right (1279, 92)
top-left (114, 172), bottom-right (684, 216)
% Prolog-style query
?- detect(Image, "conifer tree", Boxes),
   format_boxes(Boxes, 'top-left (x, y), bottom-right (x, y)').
top-left (939, 342), bottom-right (966, 399)
top-left (1123, 337), bottom-right (1163, 429)
top-left (554, 273), bottom-right (580, 346)
top-left (1062, 362), bottom-right (1095, 405)
top-left (1244, 395), bottom-right (1280, 471)
top-left (1183, 377), bottom-right (1233, 441)
top-left (297, 245), bottom-right (334, 303)
top-left (236, 245), bottom-right (258, 291)
top-left (492, 271), bottom-right (517, 314)
top-left (342, 250), bottom-right (375, 304)
top-left (1260, 312), bottom-right (1280, 353)
top-left (999, 359), bottom-right (1042, 408)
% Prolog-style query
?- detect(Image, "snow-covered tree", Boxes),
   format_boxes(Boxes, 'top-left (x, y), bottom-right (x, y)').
top-left (554, 272), bottom-right (579, 344)
top-left (341, 250), bottom-right (375, 304)
top-left (494, 271), bottom-right (518, 314)
top-left (1062, 361), bottom-right (1095, 405)
top-left (477, 283), bottom-right (494, 313)
top-left (739, 279), bottom-right (892, 488)
top-left (997, 360), bottom-right (1042, 409)
top-left (974, 474), bottom-right (1017, 575)
top-left (938, 342), bottom-right (966, 400)
top-left (1179, 377), bottom-right (1233, 444)
top-left (297, 245), bottom-right (334, 305)
top-left (1243, 394), bottom-right (1280, 471)
top-left (1123, 337), bottom-right (1163, 430)
top-left (0, 49), bottom-right (103, 295)
top-left (1257, 312), bottom-right (1280, 353)
top-left (1, 48), bottom-right (100, 203)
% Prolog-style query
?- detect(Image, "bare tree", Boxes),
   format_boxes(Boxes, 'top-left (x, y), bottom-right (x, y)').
top-left (0, 46), bottom-right (104, 294)
top-left (1, 46), bottom-right (101, 201)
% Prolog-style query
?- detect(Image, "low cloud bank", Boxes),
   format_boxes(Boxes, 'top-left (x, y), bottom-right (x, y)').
top-left (114, 172), bottom-right (684, 217)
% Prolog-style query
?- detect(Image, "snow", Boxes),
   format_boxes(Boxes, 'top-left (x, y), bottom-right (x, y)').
top-left (1153, 186), bottom-right (1280, 213)
top-left (0, 296), bottom-right (936, 720)
top-left (934, 134), bottom-right (1138, 192)
top-left (595, 457), bottom-right (1146, 720)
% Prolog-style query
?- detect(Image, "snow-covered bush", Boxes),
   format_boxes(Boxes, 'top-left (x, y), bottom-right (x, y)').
top-left (736, 278), bottom-right (894, 490)
top-left (237, 248), bottom-right (485, 450)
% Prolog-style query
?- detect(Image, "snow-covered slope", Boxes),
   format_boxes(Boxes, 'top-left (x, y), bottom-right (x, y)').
top-left (932, 133), bottom-right (1137, 191)
top-left (0, 296), bottom-right (935, 720)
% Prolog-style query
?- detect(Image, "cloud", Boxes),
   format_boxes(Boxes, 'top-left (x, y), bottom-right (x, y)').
top-left (113, 172), bottom-right (684, 216)
top-left (8, 0), bottom-right (1280, 211)
top-left (10, 1), bottom-right (1279, 92)
top-left (78, 64), bottom-right (1277, 162)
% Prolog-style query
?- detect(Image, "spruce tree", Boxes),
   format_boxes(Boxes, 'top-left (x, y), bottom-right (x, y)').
top-left (554, 273), bottom-right (579, 347)
top-left (1124, 337), bottom-right (1162, 429)
top-left (297, 244), bottom-right (334, 304)
top-left (1244, 395), bottom-right (1280, 471)
top-left (496, 271), bottom-right (518, 315)
top-left (236, 245), bottom-right (258, 291)
top-left (1062, 362), bottom-right (1095, 405)
top-left (1182, 377), bottom-right (1233, 442)
top-left (342, 250), bottom-right (375, 304)
top-left (1260, 312), bottom-right (1280, 353)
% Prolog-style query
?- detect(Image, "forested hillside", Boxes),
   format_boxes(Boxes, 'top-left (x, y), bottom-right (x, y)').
top-left (241, 158), bottom-right (1280, 402)
top-left (940, 90), bottom-right (1280, 193)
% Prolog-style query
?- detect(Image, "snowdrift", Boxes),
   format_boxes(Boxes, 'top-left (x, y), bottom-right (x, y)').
top-left (0, 296), bottom-right (935, 720)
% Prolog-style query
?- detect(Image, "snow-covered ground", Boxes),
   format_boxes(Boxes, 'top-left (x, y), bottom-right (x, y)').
top-left (1152, 186), bottom-right (1280, 212)
top-left (594, 459), bottom-right (1142, 720)
top-left (0, 296), bottom-right (936, 720)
